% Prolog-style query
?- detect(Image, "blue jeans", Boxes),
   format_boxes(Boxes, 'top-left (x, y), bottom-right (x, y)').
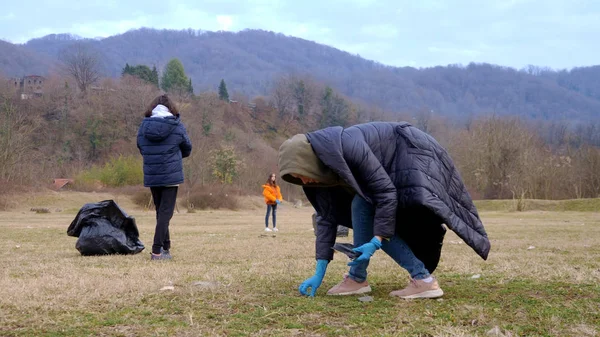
top-left (349, 195), bottom-right (430, 282)
top-left (265, 204), bottom-right (277, 228)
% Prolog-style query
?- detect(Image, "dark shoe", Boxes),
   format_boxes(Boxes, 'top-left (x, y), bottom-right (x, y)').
top-left (336, 225), bottom-right (349, 237)
top-left (161, 249), bottom-right (172, 259)
top-left (150, 251), bottom-right (172, 261)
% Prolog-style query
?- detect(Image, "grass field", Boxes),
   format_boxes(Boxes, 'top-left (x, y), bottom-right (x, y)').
top-left (1, 192), bottom-right (599, 336)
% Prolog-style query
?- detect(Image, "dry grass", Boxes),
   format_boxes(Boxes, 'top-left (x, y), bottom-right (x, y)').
top-left (475, 198), bottom-right (600, 212)
top-left (0, 192), bottom-right (599, 336)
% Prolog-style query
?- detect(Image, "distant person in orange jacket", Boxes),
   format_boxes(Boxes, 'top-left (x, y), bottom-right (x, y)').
top-left (262, 173), bottom-right (284, 232)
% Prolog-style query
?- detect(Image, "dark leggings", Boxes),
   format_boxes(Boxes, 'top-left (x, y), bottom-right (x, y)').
top-left (150, 186), bottom-right (178, 254)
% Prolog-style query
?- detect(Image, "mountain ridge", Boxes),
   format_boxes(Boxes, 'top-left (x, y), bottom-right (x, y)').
top-left (1, 28), bottom-right (599, 122)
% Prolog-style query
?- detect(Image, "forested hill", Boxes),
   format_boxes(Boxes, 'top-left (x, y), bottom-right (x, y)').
top-left (2, 28), bottom-right (599, 122)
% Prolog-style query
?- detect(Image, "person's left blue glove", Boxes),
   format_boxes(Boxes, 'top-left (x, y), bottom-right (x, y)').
top-left (348, 237), bottom-right (382, 266)
top-left (276, 199), bottom-right (281, 204)
top-left (299, 259), bottom-right (328, 297)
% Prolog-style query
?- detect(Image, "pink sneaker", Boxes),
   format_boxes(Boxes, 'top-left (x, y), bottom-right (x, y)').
top-left (327, 274), bottom-right (372, 296)
top-left (389, 277), bottom-right (444, 299)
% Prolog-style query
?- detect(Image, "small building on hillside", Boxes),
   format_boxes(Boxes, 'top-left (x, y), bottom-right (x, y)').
top-left (53, 178), bottom-right (74, 191)
top-left (9, 75), bottom-right (45, 99)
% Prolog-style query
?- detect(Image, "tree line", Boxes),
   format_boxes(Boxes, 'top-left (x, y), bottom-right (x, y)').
top-left (1, 65), bottom-right (599, 203)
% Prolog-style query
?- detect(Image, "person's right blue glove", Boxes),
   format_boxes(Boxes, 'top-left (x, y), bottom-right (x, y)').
top-left (276, 199), bottom-right (281, 204)
top-left (299, 259), bottom-right (328, 297)
top-left (348, 237), bottom-right (382, 266)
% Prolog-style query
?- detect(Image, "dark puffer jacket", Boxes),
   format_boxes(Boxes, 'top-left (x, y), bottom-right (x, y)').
top-left (137, 116), bottom-right (192, 187)
top-left (302, 122), bottom-right (490, 272)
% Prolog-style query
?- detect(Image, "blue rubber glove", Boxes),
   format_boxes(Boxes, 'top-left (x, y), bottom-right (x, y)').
top-left (299, 259), bottom-right (328, 297)
top-left (276, 199), bottom-right (281, 204)
top-left (348, 237), bottom-right (382, 266)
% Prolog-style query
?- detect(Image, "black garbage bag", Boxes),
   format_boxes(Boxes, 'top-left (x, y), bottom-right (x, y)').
top-left (312, 212), bottom-right (349, 237)
top-left (67, 200), bottom-right (145, 255)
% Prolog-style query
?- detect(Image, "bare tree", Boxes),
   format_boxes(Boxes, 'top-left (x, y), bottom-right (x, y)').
top-left (271, 79), bottom-right (293, 119)
top-left (118, 76), bottom-right (160, 132)
top-left (414, 109), bottom-right (434, 133)
top-left (59, 43), bottom-right (101, 94)
top-left (0, 93), bottom-right (40, 182)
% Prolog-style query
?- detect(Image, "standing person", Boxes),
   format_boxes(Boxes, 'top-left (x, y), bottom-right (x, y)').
top-left (262, 173), bottom-right (283, 232)
top-left (278, 122), bottom-right (490, 298)
top-left (137, 94), bottom-right (192, 260)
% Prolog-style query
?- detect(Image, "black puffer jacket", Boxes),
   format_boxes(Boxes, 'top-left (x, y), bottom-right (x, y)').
top-left (303, 122), bottom-right (490, 272)
top-left (137, 116), bottom-right (192, 187)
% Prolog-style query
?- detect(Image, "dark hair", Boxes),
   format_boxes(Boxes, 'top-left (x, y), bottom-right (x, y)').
top-left (144, 94), bottom-right (180, 117)
top-left (266, 173), bottom-right (277, 187)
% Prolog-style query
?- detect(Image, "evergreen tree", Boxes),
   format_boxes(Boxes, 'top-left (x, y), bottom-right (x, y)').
top-left (294, 80), bottom-right (306, 116)
top-left (320, 86), bottom-right (349, 128)
top-left (151, 65), bottom-right (159, 88)
top-left (161, 59), bottom-right (189, 93)
top-left (188, 78), bottom-right (194, 95)
top-left (319, 87), bottom-right (332, 128)
top-left (121, 63), bottom-right (131, 76)
top-left (122, 63), bottom-right (159, 87)
top-left (218, 79), bottom-right (229, 101)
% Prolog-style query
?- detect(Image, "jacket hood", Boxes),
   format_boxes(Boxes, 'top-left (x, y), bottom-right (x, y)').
top-left (141, 116), bottom-right (180, 142)
top-left (278, 134), bottom-right (340, 186)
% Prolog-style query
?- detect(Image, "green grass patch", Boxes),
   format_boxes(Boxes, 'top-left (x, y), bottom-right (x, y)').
top-left (75, 155), bottom-right (143, 189)
top-left (4, 278), bottom-right (598, 337)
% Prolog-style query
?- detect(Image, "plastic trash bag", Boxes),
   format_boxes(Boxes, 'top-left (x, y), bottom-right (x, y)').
top-left (67, 200), bottom-right (145, 255)
top-left (312, 212), bottom-right (349, 237)
top-left (332, 242), bottom-right (359, 260)
top-left (336, 225), bottom-right (350, 237)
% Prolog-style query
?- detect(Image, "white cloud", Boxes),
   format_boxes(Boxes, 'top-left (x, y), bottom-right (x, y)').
top-left (292, 24), bottom-right (309, 36)
top-left (360, 24), bottom-right (398, 39)
top-left (29, 27), bottom-right (55, 39)
top-left (428, 46), bottom-right (482, 58)
top-left (70, 17), bottom-right (149, 38)
top-left (287, 22), bottom-right (333, 40)
top-left (318, 27), bottom-right (332, 35)
top-left (349, 0), bottom-right (377, 7)
top-left (494, 0), bottom-right (531, 10)
top-left (1, 0), bottom-right (599, 68)
top-left (416, 0), bottom-right (448, 11)
top-left (169, 5), bottom-right (221, 31)
top-left (217, 15), bottom-right (234, 31)
top-left (1, 12), bottom-right (15, 20)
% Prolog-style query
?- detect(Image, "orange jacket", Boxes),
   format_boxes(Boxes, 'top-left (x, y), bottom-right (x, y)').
top-left (262, 184), bottom-right (283, 205)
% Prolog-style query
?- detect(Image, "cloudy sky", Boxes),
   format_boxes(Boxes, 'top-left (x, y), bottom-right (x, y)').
top-left (1, 0), bottom-right (598, 69)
